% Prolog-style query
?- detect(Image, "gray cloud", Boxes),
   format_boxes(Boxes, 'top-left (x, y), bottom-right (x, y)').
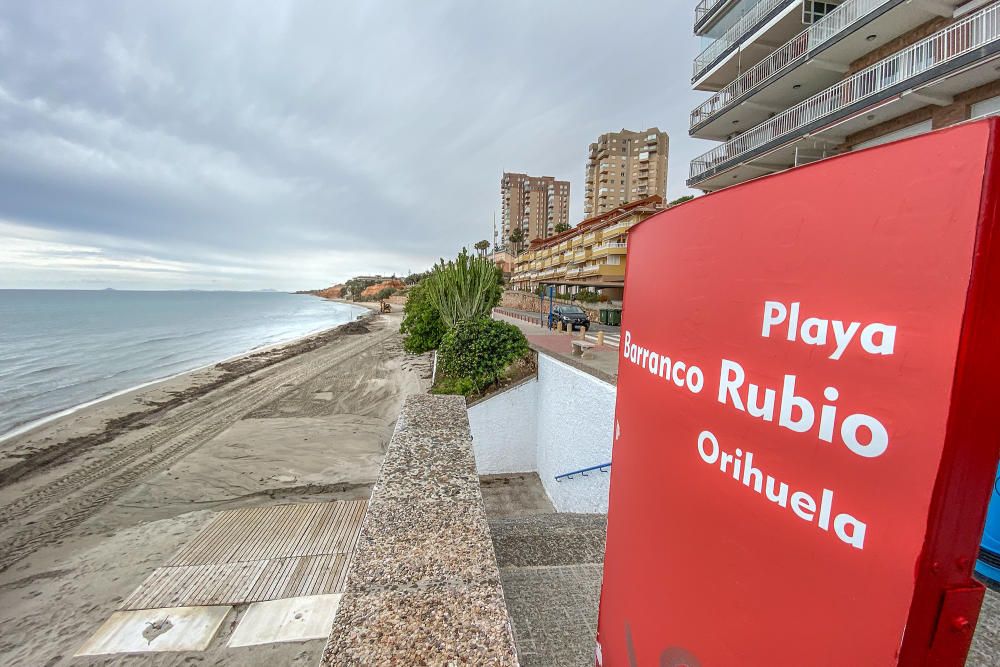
top-left (0, 1), bottom-right (712, 289)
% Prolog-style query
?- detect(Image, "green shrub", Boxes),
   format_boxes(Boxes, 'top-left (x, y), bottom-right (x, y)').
top-left (437, 318), bottom-right (529, 392)
top-left (375, 287), bottom-right (397, 301)
top-left (400, 281), bottom-right (447, 354)
top-left (431, 376), bottom-right (477, 396)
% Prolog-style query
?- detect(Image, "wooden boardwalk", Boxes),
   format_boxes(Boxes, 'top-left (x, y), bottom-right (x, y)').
top-left (121, 500), bottom-right (366, 610)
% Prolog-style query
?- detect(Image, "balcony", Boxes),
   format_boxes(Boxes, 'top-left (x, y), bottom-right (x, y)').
top-left (689, 2), bottom-right (1000, 189)
top-left (689, 0), bottom-right (963, 138)
top-left (598, 263), bottom-right (627, 278)
top-left (695, 0), bottom-right (733, 32)
top-left (574, 249), bottom-right (589, 262)
top-left (579, 266), bottom-right (600, 277)
top-left (693, 0), bottom-right (802, 86)
top-left (582, 232), bottom-right (598, 244)
top-left (602, 221), bottom-right (632, 237)
top-left (592, 242), bottom-right (628, 257)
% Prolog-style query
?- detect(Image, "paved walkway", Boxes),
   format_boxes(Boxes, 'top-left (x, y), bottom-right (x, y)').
top-left (481, 473), bottom-right (605, 667)
top-left (492, 309), bottom-right (620, 382)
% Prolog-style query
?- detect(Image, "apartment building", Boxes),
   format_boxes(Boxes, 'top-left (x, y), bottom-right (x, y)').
top-left (688, 0), bottom-right (1000, 192)
top-left (509, 196), bottom-right (664, 297)
top-left (584, 128), bottom-right (670, 216)
top-left (500, 173), bottom-right (571, 245)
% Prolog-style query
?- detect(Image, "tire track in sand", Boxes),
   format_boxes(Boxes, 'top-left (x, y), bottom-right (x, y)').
top-left (0, 325), bottom-right (395, 572)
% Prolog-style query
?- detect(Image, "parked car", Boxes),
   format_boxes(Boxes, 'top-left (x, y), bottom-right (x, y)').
top-left (549, 305), bottom-right (590, 331)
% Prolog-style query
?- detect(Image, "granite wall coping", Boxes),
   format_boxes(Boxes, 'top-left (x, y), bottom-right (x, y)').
top-left (321, 393), bottom-right (519, 666)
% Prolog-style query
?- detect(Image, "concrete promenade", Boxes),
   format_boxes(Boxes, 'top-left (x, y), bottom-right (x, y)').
top-left (492, 308), bottom-right (620, 383)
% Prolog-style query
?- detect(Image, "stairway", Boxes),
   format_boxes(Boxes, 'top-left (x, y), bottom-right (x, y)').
top-left (489, 511), bottom-right (607, 667)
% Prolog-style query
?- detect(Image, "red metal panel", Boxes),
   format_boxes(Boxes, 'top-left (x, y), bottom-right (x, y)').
top-left (597, 119), bottom-right (1000, 666)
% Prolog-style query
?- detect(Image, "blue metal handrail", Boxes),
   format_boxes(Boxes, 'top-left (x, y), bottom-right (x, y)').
top-left (555, 462), bottom-right (611, 482)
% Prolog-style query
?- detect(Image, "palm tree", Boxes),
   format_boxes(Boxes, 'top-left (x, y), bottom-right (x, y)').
top-left (508, 228), bottom-right (526, 255)
top-left (474, 239), bottom-right (490, 256)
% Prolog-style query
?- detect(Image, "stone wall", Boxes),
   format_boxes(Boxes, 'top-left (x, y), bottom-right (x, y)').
top-left (322, 394), bottom-right (518, 666)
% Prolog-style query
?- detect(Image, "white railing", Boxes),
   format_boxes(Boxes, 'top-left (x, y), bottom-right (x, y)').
top-left (690, 2), bottom-right (1000, 182)
top-left (695, 0), bottom-right (731, 28)
top-left (694, 0), bottom-right (793, 79)
top-left (594, 242), bottom-right (628, 252)
top-left (691, 0), bottom-right (895, 128)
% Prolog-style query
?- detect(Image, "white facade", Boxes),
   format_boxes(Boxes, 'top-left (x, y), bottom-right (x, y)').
top-left (468, 353), bottom-right (616, 514)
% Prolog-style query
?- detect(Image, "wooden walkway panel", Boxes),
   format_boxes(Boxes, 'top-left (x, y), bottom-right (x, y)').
top-left (122, 500), bottom-right (366, 610)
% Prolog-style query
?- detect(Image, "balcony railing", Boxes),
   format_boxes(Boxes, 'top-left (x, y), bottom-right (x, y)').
top-left (694, 0), bottom-right (794, 80)
top-left (594, 242), bottom-right (628, 253)
top-left (695, 0), bottom-right (730, 29)
top-left (690, 2), bottom-right (1000, 183)
top-left (691, 0), bottom-right (896, 129)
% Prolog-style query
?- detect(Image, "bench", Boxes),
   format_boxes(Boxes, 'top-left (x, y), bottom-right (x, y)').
top-left (571, 340), bottom-right (596, 357)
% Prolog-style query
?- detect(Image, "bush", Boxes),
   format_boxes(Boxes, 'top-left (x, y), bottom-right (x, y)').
top-left (375, 287), bottom-right (397, 301)
top-left (430, 376), bottom-right (477, 396)
top-left (437, 318), bottom-right (529, 392)
top-left (400, 282), bottom-right (447, 353)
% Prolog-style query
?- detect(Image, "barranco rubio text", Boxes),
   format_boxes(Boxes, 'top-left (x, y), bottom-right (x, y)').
top-left (620, 301), bottom-right (899, 550)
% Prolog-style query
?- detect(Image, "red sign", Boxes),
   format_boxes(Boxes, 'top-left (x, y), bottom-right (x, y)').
top-left (597, 119), bottom-right (1000, 666)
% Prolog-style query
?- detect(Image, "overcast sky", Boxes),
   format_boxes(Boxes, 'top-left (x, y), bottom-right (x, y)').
top-left (0, 1), bottom-right (712, 290)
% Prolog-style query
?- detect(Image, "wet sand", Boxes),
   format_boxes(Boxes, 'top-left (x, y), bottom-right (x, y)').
top-left (0, 310), bottom-right (431, 665)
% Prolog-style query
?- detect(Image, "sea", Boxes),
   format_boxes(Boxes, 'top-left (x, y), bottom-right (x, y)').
top-left (0, 290), bottom-right (366, 440)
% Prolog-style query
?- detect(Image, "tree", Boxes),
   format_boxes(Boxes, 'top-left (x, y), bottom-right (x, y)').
top-left (424, 249), bottom-right (503, 327)
top-left (400, 281), bottom-right (447, 353)
top-left (508, 228), bottom-right (526, 254)
top-left (554, 222), bottom-right (571, 234)
top-left (668, 195), bottom-right (695, 207)
top-left (344, 277), bottom-right (378, 301)
top-left (474, 239), bottom-right (490, 256)
top-left (375, 287), bottom-right (396, 301)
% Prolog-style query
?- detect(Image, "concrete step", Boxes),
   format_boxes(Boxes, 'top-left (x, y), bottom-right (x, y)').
top-left (489, 513), bottom-right (606, 568)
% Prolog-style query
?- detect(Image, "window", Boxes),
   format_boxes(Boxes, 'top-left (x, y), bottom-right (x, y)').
top-left (803, 0), bottom-right (840, 24)
top-left (972, 95), bottom-right (1000, 119)
top-left (853, 120), bottom-right (932, 150)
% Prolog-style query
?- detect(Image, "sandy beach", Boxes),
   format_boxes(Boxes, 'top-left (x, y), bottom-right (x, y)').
top-left (0, 308), bottom-right (431, 666)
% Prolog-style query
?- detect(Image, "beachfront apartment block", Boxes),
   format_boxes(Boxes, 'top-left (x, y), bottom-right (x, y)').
top-left (500, 173), bottom-right (571, 245)
top-left (509, 196), bottom-right (664, 299)
top-left (583, 128), bottom-right (670, 217)
top-left (687, 0), bottom-right (1000, 192)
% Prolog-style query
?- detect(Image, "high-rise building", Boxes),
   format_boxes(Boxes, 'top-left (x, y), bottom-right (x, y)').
top-left (500, 173), bottom-right (570, 246)
top-left (584, 128), bottom-right (670, 216)
top-left (687, 0), bottom-right (1000, 193)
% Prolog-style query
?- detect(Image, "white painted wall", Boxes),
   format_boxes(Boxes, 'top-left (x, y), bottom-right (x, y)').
top-left (468, 378), bottom-right (538, 474)
top-left (467, 352), bottom-right (616, 513)
top-left (536, 355), bottom-right (615, 513)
